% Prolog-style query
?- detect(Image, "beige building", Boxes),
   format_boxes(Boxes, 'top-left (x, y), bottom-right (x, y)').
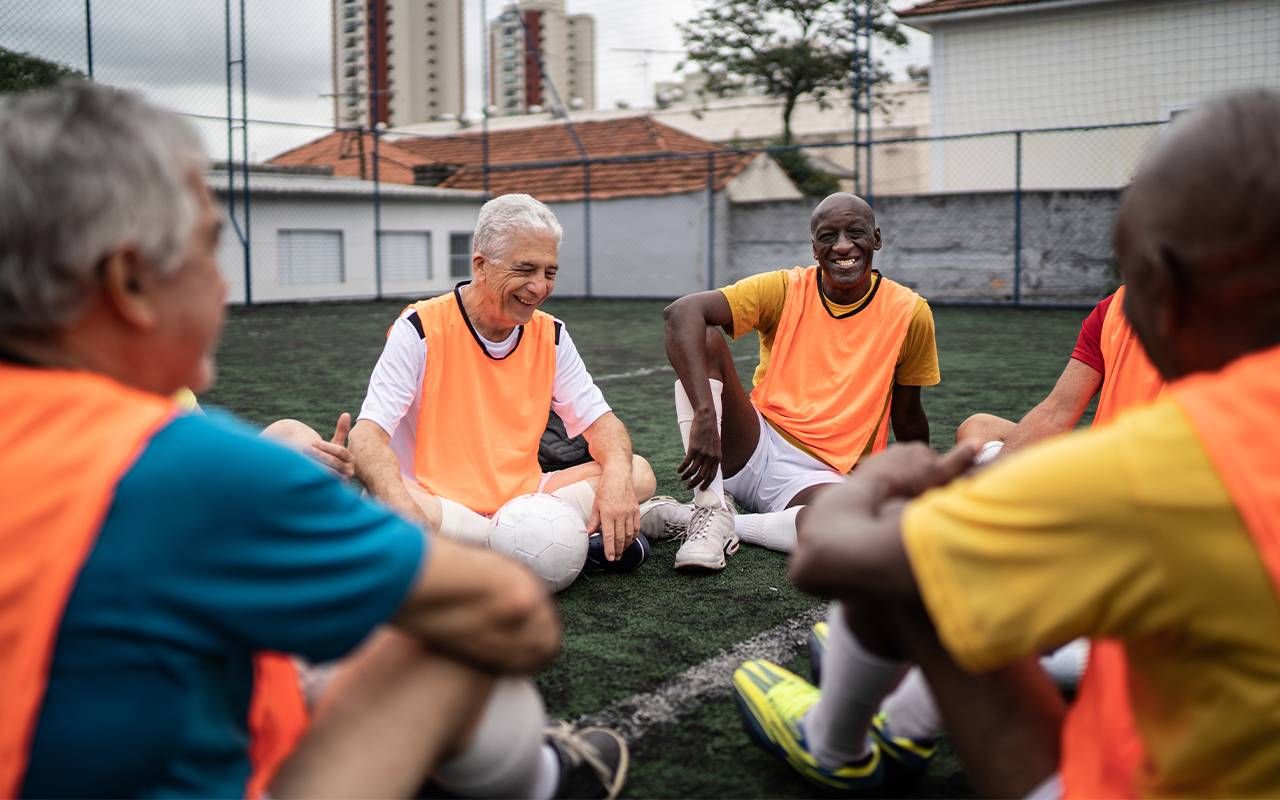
top-left (331, 0), bottom-right (465, 129)
top-left (489, 0), bottom-right (596, 116)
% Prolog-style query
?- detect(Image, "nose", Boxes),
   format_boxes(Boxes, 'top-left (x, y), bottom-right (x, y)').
top-left (833, 232), bottom-right (854, 254)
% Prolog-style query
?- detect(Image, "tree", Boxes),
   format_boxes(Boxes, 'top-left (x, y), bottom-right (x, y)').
top-left (0, 47), bottom-right (84, 94)
top-left (679, 0), bottom-right (906, 146)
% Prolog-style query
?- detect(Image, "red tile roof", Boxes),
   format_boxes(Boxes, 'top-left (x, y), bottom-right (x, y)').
top-left (898, 0), bottom-right (1059, 17)
top-left (268, 116), bottom-right (757, 203)
top-left (270, 131), bottom-right (437, 184)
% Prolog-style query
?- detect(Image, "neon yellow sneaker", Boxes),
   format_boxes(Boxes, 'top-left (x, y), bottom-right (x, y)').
top-left (732, 659), bottom-right (884, 793)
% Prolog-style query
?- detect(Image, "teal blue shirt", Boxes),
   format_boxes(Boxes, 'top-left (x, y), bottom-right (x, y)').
top-left (21, 411), bottom-right (425, 798)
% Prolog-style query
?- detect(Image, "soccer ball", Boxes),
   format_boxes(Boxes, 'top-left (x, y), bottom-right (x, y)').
top-left (488, 494), bottom-right (589, 593)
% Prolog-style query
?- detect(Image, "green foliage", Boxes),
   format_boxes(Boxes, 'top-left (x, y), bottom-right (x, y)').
top-left (679, 0), bottom-right (906, 144)
top-left (0, 47), bottom-right (84, 93)
top-left (771, 146), bottom-right (842, 198)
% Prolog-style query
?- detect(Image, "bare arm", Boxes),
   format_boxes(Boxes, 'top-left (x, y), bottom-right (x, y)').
top-left (580, 411), bottom-right (638, 561)
top-left (890, 383), bottom-right (930, 445)
top-left (349, 418), bottom-right (429, 527)
top-left (1001, 359), bottom-right (1102, 453)
top-left (663, 290), bottom-right (736, 490)
top-left (790, 442), bottom-right (977, 600)
top-left (392, 533), bottom-right (561, 674)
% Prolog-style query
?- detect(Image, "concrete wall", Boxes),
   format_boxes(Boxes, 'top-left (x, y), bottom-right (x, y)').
top-left (923, 0), bottom-right (1280, 190)
top-left (729, 191), bottom-right (1121, 304)
top-left (549, 189), bottom-right (730, 298)
top-left (215, 193), bottom-right (483, 304)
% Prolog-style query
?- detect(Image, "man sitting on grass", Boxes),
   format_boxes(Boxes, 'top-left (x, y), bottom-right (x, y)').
top-left (0, 81), bottom-right (626, 800)
top-left (349, 193), bottom-right (659, 574)
top-left (646, 192), bottom-right (939, 571)
top-left (740, 88), bottom-right (1280, 799)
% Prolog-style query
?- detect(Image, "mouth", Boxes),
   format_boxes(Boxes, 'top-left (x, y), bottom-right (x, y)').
top-left (828, 254), bottom-right (864, 272)
top-left (513, 295), bottom-right (540, 309)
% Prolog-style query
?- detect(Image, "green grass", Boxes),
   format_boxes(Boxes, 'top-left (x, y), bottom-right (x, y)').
top-left (204, 297), bottom-right (1086, 798)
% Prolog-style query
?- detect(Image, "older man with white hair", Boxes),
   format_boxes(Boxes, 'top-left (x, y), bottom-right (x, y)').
top-left (0, 82), bottom-right (627, 800)
top-left (350, 194), bottom-right (657, 570)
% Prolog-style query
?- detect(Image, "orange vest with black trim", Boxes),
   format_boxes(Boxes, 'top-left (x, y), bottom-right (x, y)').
top-left (0, 365), bottom-right (174, 798)
top-left (245, 653), bottom-right (309, 799)
top-left (1061, 288), bottom-right (1166, 799)
top-left (408, 287), bottom-right (558, 515)
top-left (750, 267), bottom-right (919, 473)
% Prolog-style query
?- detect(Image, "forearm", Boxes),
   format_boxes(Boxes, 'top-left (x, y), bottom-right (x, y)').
top-left (791, 480), bottom-right (917, 599)
top-left (583, 413), bottom-right (632, 477)
top-left (349, 419), bottom-right (427, 525)
top-left (890, 385), bottom-right (930, 444)
top-left (1002, 401), bottom-right (1078, 451)
top-left (663, 298), bottom-right (719, 417)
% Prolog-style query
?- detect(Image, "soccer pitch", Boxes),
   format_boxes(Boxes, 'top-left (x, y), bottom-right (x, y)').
top-left (205, 297), bottom-right (1087, 798)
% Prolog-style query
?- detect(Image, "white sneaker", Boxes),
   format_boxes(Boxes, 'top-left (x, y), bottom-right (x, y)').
top-left (673, 502), bottom-right (739, 571)
top-left (639, 495), bottom-right (695, 541)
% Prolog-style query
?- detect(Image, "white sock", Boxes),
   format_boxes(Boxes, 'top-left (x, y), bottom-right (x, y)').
top-left (550, 479), bottom-right (596, 527)
top-left (532, 745), bottom-right (562, 800)
top-left (880, 668), bottom-right (943, 741)
top-left (734, 506), bottom-right (800, 553)
top-left (1040, 638), bottom-right (1089, 691)
top-left (438, 497), bottom-right (492, 546)
top-left (674, 378), bottom-right (727, 508)
top-left (434, 678), bottom-right (548, 798)
top-left (804, 605), bottom-right (908, 768)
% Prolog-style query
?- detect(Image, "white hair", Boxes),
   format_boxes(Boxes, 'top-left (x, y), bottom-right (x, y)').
top-left (472, 193), bottom-right (563, 262)
top-left (0, 81), bottom-right (207, 335)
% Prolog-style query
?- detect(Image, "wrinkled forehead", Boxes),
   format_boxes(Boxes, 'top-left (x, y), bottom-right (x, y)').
top-left (490, 227), bottom-right (560, 265)
top-left (810, 202), bottom-right (875, 236)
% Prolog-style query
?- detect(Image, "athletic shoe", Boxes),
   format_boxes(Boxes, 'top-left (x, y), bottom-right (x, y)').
top-left (673, 502), bottom-right (739, 571)
top-left (732, 659), bottom-right (884, 793)
top-left (638, 495), bottom-right (694, 541)
top-left (806, 620), bottom-right (936, 783)
top-left (585, 532), bottom-right (651, 573)
top-left (808, 620), bottom-right (830, 685)
top-left (545, 721), bottom-right (629, 800)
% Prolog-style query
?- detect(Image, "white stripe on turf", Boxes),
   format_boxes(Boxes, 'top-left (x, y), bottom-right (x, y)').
top-left (572, 606), bottom-right (827, 741)
top-left (595, 354), bottom-right (755, 383)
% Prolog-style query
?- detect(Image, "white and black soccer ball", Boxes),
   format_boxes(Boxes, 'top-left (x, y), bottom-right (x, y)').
top-left (488, 493), bottom-right (589, 593)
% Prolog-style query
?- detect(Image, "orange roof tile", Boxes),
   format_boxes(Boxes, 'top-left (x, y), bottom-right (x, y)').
top-left (268, 116), bottom-right (758, 202)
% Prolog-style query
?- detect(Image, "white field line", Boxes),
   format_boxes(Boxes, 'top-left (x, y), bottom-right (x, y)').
top-left (572, 606), bottom-right (827, 741)
top-left (595, 354), bottom-right (755, 383)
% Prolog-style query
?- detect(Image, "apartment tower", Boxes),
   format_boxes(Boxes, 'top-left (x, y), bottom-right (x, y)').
top-left (332, 0), bottom-right (465, 128)
top-left (489, 0), bottom-right (596, 116)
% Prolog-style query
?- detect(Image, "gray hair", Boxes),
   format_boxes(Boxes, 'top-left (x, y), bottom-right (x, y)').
top-left (472, 193), bottom-right (563, 262)
top-left (0, 81), bottom-right (207, 335)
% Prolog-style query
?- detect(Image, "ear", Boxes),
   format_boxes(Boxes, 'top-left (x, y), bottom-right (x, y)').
top-left (99, 247), bottom-right (158, 330)
top-left (872, 227), bottom-right (882, 251)
top-left (811, 239), bottom-right (821, 261)
top-left (470, 252), bottom-right (485, 281)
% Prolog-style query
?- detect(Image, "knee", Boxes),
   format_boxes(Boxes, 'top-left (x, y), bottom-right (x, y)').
top-left (262, 418), bottom-right (323, 450)
top-left (955, 413), bottom-right (1007, 446)
top-left (631, 454), bottom-right (657, 501)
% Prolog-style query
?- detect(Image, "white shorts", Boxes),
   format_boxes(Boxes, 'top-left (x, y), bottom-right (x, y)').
top-left (723, 407), bottom-right (845, 513)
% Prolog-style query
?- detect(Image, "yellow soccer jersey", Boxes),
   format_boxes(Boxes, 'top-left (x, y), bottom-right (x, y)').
top-left (719, 269), bottom-right (940, 460)
top-left (902, 397), bottom-right (1280, 797)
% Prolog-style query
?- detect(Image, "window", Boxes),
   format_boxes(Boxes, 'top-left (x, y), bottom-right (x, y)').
top-left (378, 231), bottom-right (431, 282)
top-left (449, 232), bottom-right (473, 278)
top-left (278, 230), bottom-right (344, 286)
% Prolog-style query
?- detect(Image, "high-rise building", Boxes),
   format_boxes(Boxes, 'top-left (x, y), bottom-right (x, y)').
top-left (489, 1), bottom-right (596, 116)
top-left (331, 0), bottom-right (465, 129)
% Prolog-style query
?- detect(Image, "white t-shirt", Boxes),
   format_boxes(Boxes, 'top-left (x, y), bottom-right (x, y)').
top-left (358, 310), bottom-right (611, 477)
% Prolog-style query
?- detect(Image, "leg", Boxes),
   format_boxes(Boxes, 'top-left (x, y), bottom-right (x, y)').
top-left (261, 418), bottom-right (323, 449)
top-left (540, 454), bottom-right (657, 504)
top-left (846, 595), bottom-right (1064, 799)
top-left (955, 413), bottom-right (1014, 448)
top-left (544, 456), bottom-right (656, 573)
top-left (400, 478), bottom-right (490, 546)
top-left (270, 630), bottom-right (499, 798)
top-left (699, 326), bottom-right (761, 476)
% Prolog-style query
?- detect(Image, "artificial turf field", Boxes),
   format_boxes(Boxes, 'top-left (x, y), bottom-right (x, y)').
top-left (204, 297), bottom-right (1089, 798)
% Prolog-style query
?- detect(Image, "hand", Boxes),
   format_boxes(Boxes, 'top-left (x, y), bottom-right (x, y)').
top-left (854, 442), bottom-right (978, 502)
top-left (586, 466), bottom-right (639, 561)
top-left (306, 412), bottom-right (356, 480)
top-left (678, 411), bottom-right (722, 491)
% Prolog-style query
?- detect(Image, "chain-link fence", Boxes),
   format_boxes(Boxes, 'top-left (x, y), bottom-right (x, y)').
top-left (3, 0), bottom-right (1277, 306)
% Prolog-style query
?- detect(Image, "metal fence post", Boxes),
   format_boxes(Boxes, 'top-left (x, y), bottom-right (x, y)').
top-left (84, 0), bottom-right (93, 78)
top-left (1014, 130), bottom-right (1023, 306)
top-left (369, 0), bottom-right (383, 300)
top-left (583, 162), bottom-right (592, 297)
top-left (863, 0), bottom-right (874, 205)
top-left (706, 152), bottom-right (716, 291)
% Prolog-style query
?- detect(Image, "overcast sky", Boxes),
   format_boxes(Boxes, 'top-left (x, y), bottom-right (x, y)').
top-left (0, 0), bottom-right (930, 161)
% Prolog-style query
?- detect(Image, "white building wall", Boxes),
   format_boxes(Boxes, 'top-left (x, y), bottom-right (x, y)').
top-left (215, 194), bottom-right (483, 304)
top-left (925, 0), bottom-right (1280, 190)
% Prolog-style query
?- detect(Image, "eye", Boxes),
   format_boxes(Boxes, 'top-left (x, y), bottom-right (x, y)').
top-left (817, 232), bottom-right (836, 244)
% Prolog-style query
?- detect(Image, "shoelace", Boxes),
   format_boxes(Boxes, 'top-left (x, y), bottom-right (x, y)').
top-left (681, 505), bottom-right (741, 553)
top-left (544, 721), bottom-right (617, 791)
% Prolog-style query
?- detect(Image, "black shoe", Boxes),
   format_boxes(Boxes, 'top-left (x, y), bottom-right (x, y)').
top-left (546, 721), bottom-right (629, 799)
top-left (585, 532), bottom-right (650, 573)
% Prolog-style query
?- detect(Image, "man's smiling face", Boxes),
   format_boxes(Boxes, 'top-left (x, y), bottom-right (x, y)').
top-left (810, 194), bottom-right (882, 303)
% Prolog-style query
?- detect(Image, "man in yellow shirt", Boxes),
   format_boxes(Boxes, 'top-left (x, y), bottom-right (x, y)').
top-left (738, 89), bottom-right (1280, 798)
top-left (650, 193), bottom-right (939, 571)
